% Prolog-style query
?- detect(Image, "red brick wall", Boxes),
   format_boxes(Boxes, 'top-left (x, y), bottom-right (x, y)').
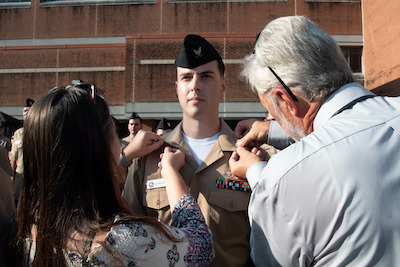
top-left (363, 0), bottom-right (400, 96)
top-left (0, 0), bottom-right (363, 107)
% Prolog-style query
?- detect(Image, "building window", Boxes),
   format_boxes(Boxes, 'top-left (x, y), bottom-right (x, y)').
top-left (169, 0), bottom-right (284, 2)
top-left (40, 0), bottom-right (155, 6)
top-left (341, 46), bottom-right (362, 73)
top-left (305, 0), bottom-right (360, 2)
top-left (0, 0), bottom-right (30, 8)
top-left (0, 0), bottom-right (29, 2)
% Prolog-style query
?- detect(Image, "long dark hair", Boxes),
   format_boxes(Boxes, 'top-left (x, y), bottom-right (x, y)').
top-left (17, 87), bottom-right (172, 266)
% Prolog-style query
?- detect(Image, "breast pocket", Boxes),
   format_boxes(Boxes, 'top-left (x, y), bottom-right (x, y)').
top-left (144, 170), bottom-right (170, 210)
top-left (208, 188), bottom-right (250, 212)
top-left (145, 187), bottom-right (169, 210)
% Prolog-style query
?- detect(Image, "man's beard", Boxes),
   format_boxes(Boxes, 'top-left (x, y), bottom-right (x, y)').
top-left (270, 100), bottom-right (307, 141)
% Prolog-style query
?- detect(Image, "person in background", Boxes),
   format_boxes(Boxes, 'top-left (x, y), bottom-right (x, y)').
top-left (123, 34), bottom-right (274, 267)
top-left (155, 118), bottom-right (173, 136)
top-left (0, 122), bottom-right (11, 152)
top-left (0, 165), bottom-right (15, 267)
top-left (0, 122), bottom-right (12, 176)
top-left (229, 16), bottom-right (400, 266)
top-left (10, 98), bottom-right (34, 206)
top-left (122, 112), bottom-right (143, 143)
top-left (111, 116), bottom-right (129, 151)
top-left (17, 86), bottom-right (213, 266)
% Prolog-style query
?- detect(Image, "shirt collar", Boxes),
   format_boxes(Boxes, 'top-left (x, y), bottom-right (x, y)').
top-left (313, 83), bottom-right (375, 130)
top-left (163, 119), bottom-right (236, 152)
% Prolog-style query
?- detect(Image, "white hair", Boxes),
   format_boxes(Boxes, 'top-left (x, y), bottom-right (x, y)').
top-left (242, 16), bottom-right (354, 102)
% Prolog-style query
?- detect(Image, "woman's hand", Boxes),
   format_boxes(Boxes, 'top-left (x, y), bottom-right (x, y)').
top-left (158, 146), bottom-right (185, 176)
top-left (123, 130), bottom-right (164, 161)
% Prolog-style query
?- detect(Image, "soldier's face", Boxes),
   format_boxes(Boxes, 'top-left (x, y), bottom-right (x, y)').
top-left (175, 60), bottom-right (226, 120)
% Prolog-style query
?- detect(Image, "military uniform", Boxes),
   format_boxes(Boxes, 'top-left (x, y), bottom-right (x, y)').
top-left (123, 120), bottom-right (274, 266)
top-left (122, 135), bottom-right (134, 143)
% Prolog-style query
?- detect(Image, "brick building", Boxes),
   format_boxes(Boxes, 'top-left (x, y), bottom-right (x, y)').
top-left (362, 1), bottom-right (400, 97)
top-left (0, 0), bottom-right (363, 136)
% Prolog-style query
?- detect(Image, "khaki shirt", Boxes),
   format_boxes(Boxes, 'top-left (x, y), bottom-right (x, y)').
top-left (122, 134), bottom-right (134, 143)
top-left (123, 120), bottom-right (270, 267)
top-left (10, 127), bottom-right (24, 174)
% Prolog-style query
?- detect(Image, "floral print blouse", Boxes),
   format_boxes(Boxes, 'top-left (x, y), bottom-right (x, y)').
top-left (24, 194), bottom-right (213, 266)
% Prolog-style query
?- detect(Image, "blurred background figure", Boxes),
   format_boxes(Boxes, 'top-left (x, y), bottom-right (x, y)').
top-left (155, 118), bottom-right (173, 136)
top-left (0, 165), bottom-right (15, 267)
top-left (0, 121), bottom-right (11, 152)
top-left (10, 98), bottom-right (34, 206)
top-left (122, 112), bottom-right (142, 143)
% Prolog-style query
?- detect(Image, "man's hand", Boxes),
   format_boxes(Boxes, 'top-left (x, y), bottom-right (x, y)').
top-left (123, 130), bottom-right (164, 161)
top-left (229, 146), bottom-right (262, 179)
top-left (235, 119), bottom-right (271, 148)
top-left (235, 118), bottom-right (258, 138)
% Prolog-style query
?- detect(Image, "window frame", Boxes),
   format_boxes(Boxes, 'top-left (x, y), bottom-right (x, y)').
top-left (40, 0), bottom-right (155, 7)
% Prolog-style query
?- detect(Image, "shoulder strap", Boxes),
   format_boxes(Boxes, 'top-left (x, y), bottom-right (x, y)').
top-left (332, 95), bottom-right (375, 117)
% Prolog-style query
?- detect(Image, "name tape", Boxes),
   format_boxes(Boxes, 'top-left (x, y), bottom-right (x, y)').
top-left (147, 178), bottom-right (166, 189)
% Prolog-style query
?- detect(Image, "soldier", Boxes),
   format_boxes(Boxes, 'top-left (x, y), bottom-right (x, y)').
top-left (155, 118), bottom-right (173, 136)
top-left (0, 122), bottom-right (11, 152)
top-left (123, 34), bottom-right (274, 266)
top-left (122, 112), bottom-right (143, 143)
top-left (10, 98), bottom-right (34, 206)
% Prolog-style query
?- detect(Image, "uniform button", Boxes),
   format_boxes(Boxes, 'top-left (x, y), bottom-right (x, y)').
top-left (229, 201), bottom-right (234, 208)
top-left (157, 200), bottom-right (161, 206)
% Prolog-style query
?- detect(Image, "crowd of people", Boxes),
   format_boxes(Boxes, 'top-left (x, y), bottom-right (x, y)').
top-left (0, 15), bottom-right (399, 266)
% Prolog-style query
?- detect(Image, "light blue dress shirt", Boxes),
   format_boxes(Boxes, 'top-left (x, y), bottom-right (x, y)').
top-left (247, 83), bottom-right (400, 266)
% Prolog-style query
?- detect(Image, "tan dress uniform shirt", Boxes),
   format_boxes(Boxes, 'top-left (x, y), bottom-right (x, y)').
top-left (123, 120), bottom-right (274, 267)
top-left (122, 134), bottom-right (134, 143)
top-left (10, 128), bottom-right (24, 175)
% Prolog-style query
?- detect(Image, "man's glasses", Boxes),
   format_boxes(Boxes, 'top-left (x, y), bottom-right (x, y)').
top-left (267, 67), bottom-right (298, 102)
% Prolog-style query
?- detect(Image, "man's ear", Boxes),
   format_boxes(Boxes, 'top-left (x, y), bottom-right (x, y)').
top-left (272, 88), bottom-right (299, 116)
top-left (221, 77), bottom-right (227, 94)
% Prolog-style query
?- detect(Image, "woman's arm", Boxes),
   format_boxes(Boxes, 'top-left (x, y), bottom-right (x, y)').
top-left (158, 147), bottom-right (189, 211)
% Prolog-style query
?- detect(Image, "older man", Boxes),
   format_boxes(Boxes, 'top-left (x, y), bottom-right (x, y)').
top-left (230, 16), bottom-right (400, 266)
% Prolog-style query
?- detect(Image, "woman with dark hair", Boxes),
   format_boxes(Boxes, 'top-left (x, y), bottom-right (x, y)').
top-left (17, 87), bottom-right (212, 266)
